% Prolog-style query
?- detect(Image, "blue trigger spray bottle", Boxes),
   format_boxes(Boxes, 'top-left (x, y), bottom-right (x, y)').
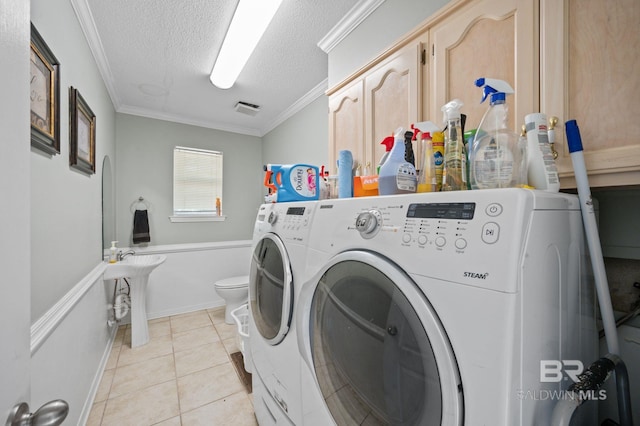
top-left (469, 78), bottom-right (524, 189)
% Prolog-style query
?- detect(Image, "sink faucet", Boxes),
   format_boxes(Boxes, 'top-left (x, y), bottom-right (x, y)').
top-left (117, 249), bottom-right (136, 261)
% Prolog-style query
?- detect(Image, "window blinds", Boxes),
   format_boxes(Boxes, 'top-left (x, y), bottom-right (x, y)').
top-left (173, 146), bottom-right (223, 214)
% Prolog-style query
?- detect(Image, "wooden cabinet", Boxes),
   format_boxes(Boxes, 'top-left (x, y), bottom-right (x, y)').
top-left (429, 0), bottom-right (537, 134)
top-left (328, 80), bottom-right (364, 175)
top-left (364, 38), bottom-right (426, 169)
top-left (541, 0), bottom-right (640, 188)
top-left (328, 36), bottom-right (427, 175)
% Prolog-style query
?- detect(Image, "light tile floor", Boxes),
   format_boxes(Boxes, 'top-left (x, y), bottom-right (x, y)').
top-left (86, 307), bottom-right (257, 426)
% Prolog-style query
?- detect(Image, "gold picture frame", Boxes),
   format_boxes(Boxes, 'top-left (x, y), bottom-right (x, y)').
top-left (30, 23), bottom-right (60, 155)
top-left (69, 87), bottom-right (96, 175)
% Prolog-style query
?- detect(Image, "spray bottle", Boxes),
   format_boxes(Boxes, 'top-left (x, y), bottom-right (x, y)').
top-left (469, 78), bottom-right (521, 189)
top-left (411, 121), bottom-right (440, 193)
top-left (524, 113), bottom-right (560, 192)
top-left (441, 99), bottom-right (467, 191)
top-left (377, 135), bottom-right (395, 174)
top-left (378, 127), bottom-right (417, 195)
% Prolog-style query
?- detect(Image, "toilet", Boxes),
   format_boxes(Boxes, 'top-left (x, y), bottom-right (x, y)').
top-left (214, 275), bottom-right (249, 324)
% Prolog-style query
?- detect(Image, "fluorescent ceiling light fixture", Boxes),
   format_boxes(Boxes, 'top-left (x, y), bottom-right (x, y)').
top-left (210, 0), bottom-right (284, 89)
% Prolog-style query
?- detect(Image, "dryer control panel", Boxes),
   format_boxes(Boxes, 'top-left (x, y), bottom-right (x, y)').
top-left (254, 202), bottom-right (316, 244)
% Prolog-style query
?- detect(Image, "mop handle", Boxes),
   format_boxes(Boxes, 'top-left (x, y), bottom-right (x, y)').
top-left (565, 120), bottom-right (619, 355)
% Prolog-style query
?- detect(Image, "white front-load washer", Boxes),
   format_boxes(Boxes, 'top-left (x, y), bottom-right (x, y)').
top-left (296, 188), bottom-right (597, 426)
top-left (250, 201), bottom-right (317, 426)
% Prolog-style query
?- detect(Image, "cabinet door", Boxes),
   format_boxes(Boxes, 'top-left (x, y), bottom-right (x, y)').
top-left (328, 80), bottom-right (364, 175)
top-left (364, 36), bottom-right (426, 170)
top-left (541, 0), bottom-right (640, 188)
top-left (430, 0), bottom-right (537, 135)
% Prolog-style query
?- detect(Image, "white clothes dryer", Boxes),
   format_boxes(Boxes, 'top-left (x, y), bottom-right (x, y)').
top-left (250, 201), bottom-right (317, 426)
top-left (296, 189), bottom-right (597, 426)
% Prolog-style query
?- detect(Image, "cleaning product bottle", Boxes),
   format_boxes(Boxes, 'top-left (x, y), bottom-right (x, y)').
top-left (377, 135), bottom-right (395, 174)
top-left (215, 197), bottom-right (221, 216)
top-left (337, 150), bottom-right (353, 198)
top-left (411, 121), bottom-right (440, 193)
top-left (441, 99), bottom-right (467, 191)
top-left (378, 127), bottom-right (417, 195)
top-left (469, 78), bottom-right (521, 189)
top-left (524, 113), bottom-right (560, 192)
top-left (432, 131), bottom-right (445, 191)
top-left (109, 241), bottom-right (118, 263)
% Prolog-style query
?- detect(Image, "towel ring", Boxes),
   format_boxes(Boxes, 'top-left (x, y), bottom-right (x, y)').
top-left (130, 196), bottom-right (152, 213)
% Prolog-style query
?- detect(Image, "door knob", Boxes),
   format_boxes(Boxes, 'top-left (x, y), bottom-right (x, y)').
top-left (6, 400), bottom-right (69, 426)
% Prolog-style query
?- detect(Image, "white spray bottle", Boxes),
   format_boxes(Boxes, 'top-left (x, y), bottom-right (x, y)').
top-left (524, 113), bottom-right (560, 192)
top-left (411, 121), bottom-right (440, 193)
top-left (470, 78), bottom-right (521, 189)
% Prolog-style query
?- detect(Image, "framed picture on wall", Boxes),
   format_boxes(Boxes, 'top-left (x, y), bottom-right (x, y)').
top-left (30, 23), bottom-right (60, 155)
top-left (69, 87), bottom-right (96, 175)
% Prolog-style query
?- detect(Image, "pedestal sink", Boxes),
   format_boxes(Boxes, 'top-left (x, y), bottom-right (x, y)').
top-left (104, 255), bottom-right (166, 347)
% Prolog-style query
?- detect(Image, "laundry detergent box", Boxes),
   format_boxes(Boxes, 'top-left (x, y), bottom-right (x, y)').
top-left (264, 164), bottom-right (320, 202)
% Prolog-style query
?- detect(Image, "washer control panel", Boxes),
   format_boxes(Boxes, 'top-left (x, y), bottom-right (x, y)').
top-left (347, 200), bottom-right (507, 254)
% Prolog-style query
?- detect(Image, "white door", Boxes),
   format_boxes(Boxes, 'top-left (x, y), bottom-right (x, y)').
top-left (0, 0), bottom-right (32, 419)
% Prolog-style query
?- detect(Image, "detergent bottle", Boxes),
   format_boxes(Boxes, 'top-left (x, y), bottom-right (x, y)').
top-left (378, 127), bottom-right (417, 195)
top-left (469, 78), bottom-right (521, 189)
top-left (263, 164), bottom-right (320, 202)
top-left (411, 121), bottom-right (440, 193)
top-left (441, 99), bottom-right (467, 191)
top-left (377, 134), bottom-right (395, 174)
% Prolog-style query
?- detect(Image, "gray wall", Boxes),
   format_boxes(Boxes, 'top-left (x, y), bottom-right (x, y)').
top-left (115, 114), bottom-right (263, 246)
top-left (262, 95), bottom-right (329, 170)
top-left (31, 0), bottom-right (116, 322)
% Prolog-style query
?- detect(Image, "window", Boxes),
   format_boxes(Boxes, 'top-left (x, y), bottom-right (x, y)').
top-left (171, 146), bottom-right (224, 222)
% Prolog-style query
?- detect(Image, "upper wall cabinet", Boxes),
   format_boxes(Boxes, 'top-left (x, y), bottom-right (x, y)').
top-left (328, 35), bottom-right (427, 175)
top-left (328, 80), bottom-right (364, 175)
top-left (541, 0), bottom-right (640, 188)
top-left (328, 0), bottom-right (638, 188)
top-left (364, 38), bottom-right (426, 169)
top-left (429, 0), bottom-right (537, 134)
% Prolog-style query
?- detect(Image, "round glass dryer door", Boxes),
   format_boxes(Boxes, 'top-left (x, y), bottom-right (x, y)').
top-left (250, 233), bottom-right (293, 345)
top-left (310, 251), bottom-right (463, 425)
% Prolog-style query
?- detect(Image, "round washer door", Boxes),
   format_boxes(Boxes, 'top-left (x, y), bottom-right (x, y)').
top-left (309, 251), bottom-right (463, 425)
top-left (249, 233), bottom-right (293, 345)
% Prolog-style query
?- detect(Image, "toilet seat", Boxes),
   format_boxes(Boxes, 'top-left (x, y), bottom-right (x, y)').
top-left (214, 275), bottom-right (249, 290)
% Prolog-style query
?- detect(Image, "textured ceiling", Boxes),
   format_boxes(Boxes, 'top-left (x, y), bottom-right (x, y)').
top-left (80, 0), bottom-right (361, 136)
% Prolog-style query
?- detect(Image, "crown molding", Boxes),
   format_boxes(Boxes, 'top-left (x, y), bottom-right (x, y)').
top-left (117, 105), bottom-right (263, 137)
top-left (70, 0), bottom-right (121, 109)
top-left (317, 0), bottom-right (386, 53)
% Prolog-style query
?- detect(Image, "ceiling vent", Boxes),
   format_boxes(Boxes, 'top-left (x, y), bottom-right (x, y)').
top-left (234, 101), bottom-right (261, 116)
